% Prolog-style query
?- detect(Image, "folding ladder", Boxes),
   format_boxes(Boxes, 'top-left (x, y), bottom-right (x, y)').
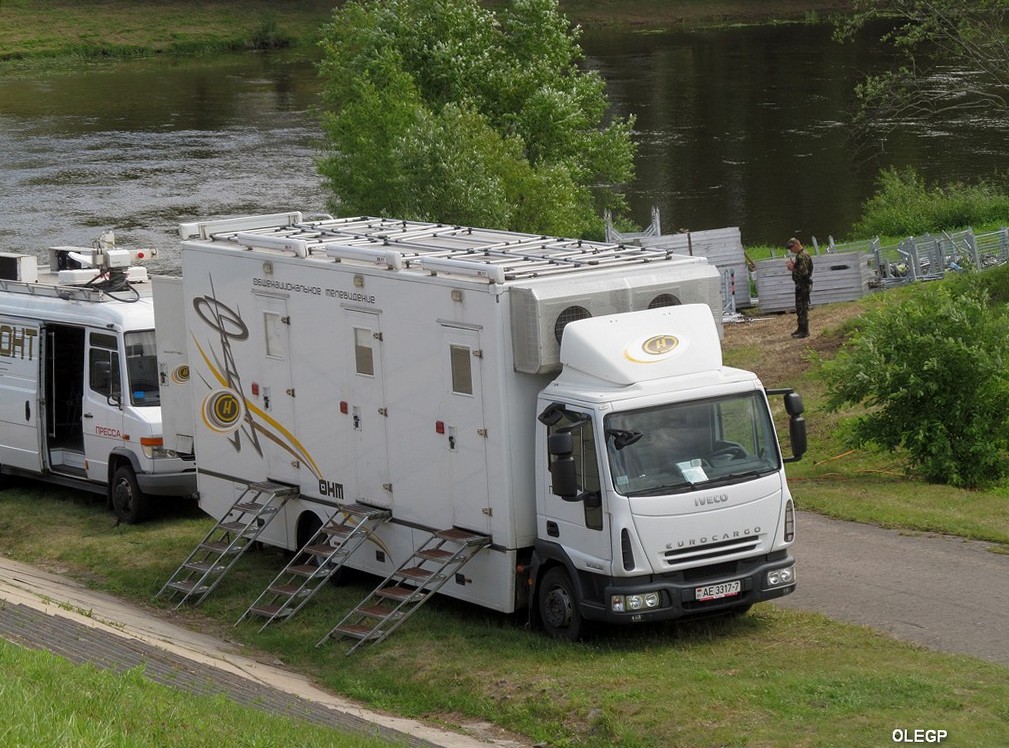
top-left (156, 481), bottom-right (297, 608)
top-left (237, 503), bottom-right (391, 630)
top-left (317, 527), bottom-right (490, 655)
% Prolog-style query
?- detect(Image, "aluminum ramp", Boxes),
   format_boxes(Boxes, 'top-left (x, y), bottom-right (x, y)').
top-left (236, 503), bottom-right (391, 630)
top-left (317, 528), bottom-right (490, 655)
top-left (156, 481), bottom-right (297, 608)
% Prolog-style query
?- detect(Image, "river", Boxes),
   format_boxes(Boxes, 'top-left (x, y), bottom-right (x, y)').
top-left (2, 21), bottom-right (1008, 275)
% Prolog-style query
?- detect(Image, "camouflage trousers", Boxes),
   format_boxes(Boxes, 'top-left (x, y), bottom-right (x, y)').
top-left (794, 285), bottom-right (811, 333)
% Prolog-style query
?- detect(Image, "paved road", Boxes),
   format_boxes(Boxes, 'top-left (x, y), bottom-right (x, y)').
top-left (775, 511), bottom-right (1009, 668)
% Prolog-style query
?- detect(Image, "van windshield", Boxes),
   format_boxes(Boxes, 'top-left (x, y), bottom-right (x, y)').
top-left (604, 392), bottom-right (781, 496)
top-left (124, 330), bottom-right (161, 407)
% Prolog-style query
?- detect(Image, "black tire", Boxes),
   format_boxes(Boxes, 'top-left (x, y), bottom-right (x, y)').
top-left (111, 464), bottom-right (150, 524)
top-left (296, 511), bottom-right (347, 585)
top-left (537, 566), bottom-right (583, 641)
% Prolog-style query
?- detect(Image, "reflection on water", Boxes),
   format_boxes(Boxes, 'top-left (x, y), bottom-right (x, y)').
top-left (2, 24), bottom-right (1008, 272)
top-left (584, 22), bottom-right (1009, 245)
top-left (0, 53), bottom-right (327, 275)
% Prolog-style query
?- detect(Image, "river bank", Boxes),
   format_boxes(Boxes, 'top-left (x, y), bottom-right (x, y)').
top-left (1, 1), bottom-right (853, 65)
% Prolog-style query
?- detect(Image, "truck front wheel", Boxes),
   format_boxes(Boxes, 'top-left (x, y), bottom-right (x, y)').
top-left (112, 465), bottom-right (150, 524)
top-left (538, 566), bottom-right (583, 641)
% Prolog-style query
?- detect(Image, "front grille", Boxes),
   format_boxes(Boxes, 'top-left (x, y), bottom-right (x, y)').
top-left (663, 535), bottom-right (761, 565)
top-left (681, 560), bottom-right (739, 583)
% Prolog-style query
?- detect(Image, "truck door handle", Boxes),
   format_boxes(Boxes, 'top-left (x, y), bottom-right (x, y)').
top-left (25, 401), bottom-right (31, 421)
top-left (84, 413), bottom-right (94, 418)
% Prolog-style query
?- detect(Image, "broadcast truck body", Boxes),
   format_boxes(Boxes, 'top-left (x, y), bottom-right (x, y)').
top-left (0, 239), bottom-right (196, 523)
top-left (157, 212), bottom-right (804, 639)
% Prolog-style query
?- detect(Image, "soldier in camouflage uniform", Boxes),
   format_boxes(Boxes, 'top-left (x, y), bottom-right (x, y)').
top-left (785, 237), bottom-right (812, 338)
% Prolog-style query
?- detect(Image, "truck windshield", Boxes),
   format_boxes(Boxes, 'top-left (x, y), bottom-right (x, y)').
top-left (604, 392), bottom-right (781, 496)
top-left (124, 330), bottom-right (161, 407)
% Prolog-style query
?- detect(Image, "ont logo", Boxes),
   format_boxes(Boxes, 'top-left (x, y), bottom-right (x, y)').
top-left (641, 334), bottom-right (678, 356)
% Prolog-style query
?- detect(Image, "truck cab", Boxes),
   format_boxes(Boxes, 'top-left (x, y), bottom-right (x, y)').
top-left (532, 305), bottom-right (804, 638)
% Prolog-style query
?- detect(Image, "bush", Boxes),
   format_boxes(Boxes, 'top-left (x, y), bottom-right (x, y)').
top-left (821, 277), bottom-right (1009, 488)
top-left (852, 167), bottom-right (1009, 238)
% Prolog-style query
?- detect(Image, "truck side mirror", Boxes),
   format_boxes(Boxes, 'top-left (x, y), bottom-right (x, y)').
top-left (768, 388), bottom-right (807, 463)
top-left (547, 431), bottom-right (579, 500)
top-left (788, 415), bottom-right (807, 462)
top-left (783, 391), bottom-right (804, 417)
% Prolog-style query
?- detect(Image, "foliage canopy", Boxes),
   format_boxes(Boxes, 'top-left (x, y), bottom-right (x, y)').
top-left (822, 270), bottom-right (1009, 488)
top-left (316, 0), bottom-right (636, 237)
top-left (836, 1), bottom-right (1009, 147)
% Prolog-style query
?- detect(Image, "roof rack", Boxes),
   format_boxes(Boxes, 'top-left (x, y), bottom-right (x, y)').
top-left (199, 215), bottom-right (692, 283)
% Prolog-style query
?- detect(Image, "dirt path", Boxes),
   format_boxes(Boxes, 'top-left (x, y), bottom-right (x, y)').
top-left (777, 512), bottom-right (1009, 668)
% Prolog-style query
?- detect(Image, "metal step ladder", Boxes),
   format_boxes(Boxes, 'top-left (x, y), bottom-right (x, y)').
top-left (317, 527), bottom-right (490, 655)
top-left (156, 481), bottom-right (297, 608)
top-left (236, 503), bottom-right (391, 630)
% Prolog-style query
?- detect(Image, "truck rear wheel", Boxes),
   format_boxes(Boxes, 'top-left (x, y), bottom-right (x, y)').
top-left (538, 566), bottom-right (583, 641)
top-left (296, 511), bottom-right (346, 585)
top-left (111, 465), bottom-right (150, 524)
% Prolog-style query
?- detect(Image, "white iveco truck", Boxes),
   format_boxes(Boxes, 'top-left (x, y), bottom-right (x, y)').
top-left (156, 212), bottom-right (804, 645)
top-left (0, 237), bottom-right (196, 523)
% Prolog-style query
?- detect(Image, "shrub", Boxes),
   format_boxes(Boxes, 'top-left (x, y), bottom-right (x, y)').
top-left (852, 167), bottom-right (1009, 238)
top-left (821, 278), bottom-right (1009, 488)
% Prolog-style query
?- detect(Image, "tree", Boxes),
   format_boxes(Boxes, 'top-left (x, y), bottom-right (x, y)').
top-left (836, 1), bottom-right (1009, 145)
top-left (821, 275), bottom-right (1009, 488)
top-left (316, 0), bottom-right (636, 238)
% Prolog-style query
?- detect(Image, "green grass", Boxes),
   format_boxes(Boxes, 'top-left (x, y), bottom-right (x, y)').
top-left (0, 1), bottom-right (850, 69)
top-left (0, 0), bottom-right (337, 64)
top-left (0, 636), bottom-right (396, 747)
top-left (1, 480), bottom-right (1008, 746)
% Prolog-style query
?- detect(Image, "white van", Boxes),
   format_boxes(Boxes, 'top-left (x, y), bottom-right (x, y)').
top-left (0, 240), bottom-right (196, 523)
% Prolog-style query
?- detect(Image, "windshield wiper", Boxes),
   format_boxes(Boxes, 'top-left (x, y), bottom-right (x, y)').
top-left (687, 469), bottom-right (774, 490)
top-left (625, 482), bottom-right (692, 497)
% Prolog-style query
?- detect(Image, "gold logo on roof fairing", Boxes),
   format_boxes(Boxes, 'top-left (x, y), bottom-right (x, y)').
top-left (642, 334), bottom-right (678, 356)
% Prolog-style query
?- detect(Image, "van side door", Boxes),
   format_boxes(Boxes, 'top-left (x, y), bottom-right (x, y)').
top-left (83, 331), bottom-right (124, 483)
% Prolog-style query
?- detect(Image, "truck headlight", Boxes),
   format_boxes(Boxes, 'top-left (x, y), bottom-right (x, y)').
top-left (610, 592), bottom-right (662, 613)
top-left (141, 436), bottom-right (177, 459)
top-left (765, 566), bottom-right (795, 589)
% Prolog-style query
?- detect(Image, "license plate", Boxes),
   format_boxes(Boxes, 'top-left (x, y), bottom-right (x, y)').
top-left (695, 580), bottom-right (741, 601)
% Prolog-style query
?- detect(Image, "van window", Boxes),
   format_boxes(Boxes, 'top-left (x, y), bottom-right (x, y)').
top-left (548, 410), bottom-right (603, 531)
top-left (89, 334), bottom-right (120, 400)
top-left (354, 328), bottom-right (375, 376)
top-left (124, 330), bottom-right (161, 407)
top-left (450, 345), bottom-right (473, 395)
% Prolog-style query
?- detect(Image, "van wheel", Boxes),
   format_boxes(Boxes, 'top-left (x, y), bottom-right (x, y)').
top-left (112, 465), bottom-right (149, 524)
top-left (538, 567), bottom-right (583, 641)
